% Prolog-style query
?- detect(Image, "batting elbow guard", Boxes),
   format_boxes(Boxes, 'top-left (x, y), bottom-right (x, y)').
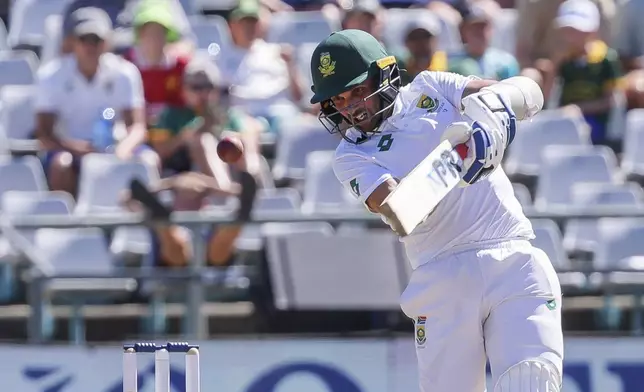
top-left (480, 76), bottom-right (544, 121)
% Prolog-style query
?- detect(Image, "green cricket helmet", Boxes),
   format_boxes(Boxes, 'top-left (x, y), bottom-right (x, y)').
top-left (310, 29), bottom-right (401, 144)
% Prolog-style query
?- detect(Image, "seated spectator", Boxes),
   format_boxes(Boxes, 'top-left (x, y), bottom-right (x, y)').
top-left (341, 0), bottom-right (382, 36)
top-left (545, 0), bottom-right (623, 146)
top-left (515, 0), bottom-right (615, 69)
top-left (60, 0), bottom-right (194, 55)
top-left (448, 1), bottom-right (519, 80)
top-left (122, 171), bottom-right (247, 267)
top-left (34, 7), bottom-right (156, 196)
top-left (396, 15), bottom-right (446, 83)
top-left (222, 0), bottom-right (305, 133)
top-left (122, 2), bottom-right (190, 125)
top-left (148, 57), bottom-right (263, 186)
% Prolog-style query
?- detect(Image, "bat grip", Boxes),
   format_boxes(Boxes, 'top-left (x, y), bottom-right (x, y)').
top-left (455, 143), bottom-right (468, 159)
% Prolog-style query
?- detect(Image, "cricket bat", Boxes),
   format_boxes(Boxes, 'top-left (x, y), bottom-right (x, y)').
top-left (379, 138), bottom-right (467, 237)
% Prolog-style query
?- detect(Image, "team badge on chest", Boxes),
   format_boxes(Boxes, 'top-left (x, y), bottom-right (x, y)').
top-left (415, 316), bottom-right (427, 348)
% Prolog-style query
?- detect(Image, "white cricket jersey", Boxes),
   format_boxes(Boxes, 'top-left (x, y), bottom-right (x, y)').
top-left (333, 71), bottom-right (534, 269)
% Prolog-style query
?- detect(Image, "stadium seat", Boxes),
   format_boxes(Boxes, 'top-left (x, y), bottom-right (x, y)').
top-left (594, 219), bottom-right (644, 270)
top-left (301, 151), bottom-right (362, 214)
top-left (0, 50), bottom-right (37, 88)
top-left (266, 11), bottom-right (340, 48)
top-left (74, 154), bottom-right (160, 215)
top-left (621, 109), bottom-right (644, 180)
top-left (563, 183), bottom-right (644, 256)
top-left (32, 228), bottom-right (137, 344)
top-left (272, 118), bottom-right (340, 182)
top-left (7, 0), bottom-right (69, 49)
top-left (266, 229), bottom-right (405, 310)
top-left (490, 8), bottom-right (517, 55)
top-left (296, 43), bottom-right (317, 104)
top-left (235, 187), bottom-right (302, 251)
top-left (0, 190), bottom-right (74, 302)
top-left (0, 18), bottom-right (8, 51)
top-left (504, 110), bottom-right (591, 177)
top-left (534, 145), bottom-right (620, 209)
top-left (530, 219), bottom-right (587, 292)
top-left (0, 85), bottom-right (38, 152)
top-left (512, 183), bottom-right (532, 207)
top-left (0, 155), bottom-right (48, 204)
top-left (188, 15), bottom-right (232, 53)
top-left (39, 15), bottom-right (63, 66)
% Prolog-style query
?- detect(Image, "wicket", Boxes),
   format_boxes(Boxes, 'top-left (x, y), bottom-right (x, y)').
top-left (122, 342), bottom-right (200, 392)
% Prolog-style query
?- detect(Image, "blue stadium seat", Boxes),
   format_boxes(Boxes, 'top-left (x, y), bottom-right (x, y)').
top-left (504, 109), bottom-right (591, 177)
top-left (0, 155), bottom-right (48, 204)
top-left (266, 11), bottom-right (340, 48)
top-left (188, 14), bottom-right (231, 52)
top-left (266, 229), bottom-right (405, 310)
top-left (530, 219), bottom-right (587, 292)
top-left (8, 0), bottom-right (69, 48)
top-left (272, 118), bottom-right (340, 182)
top-left (0, 85), bottom-right (38, 152)
top-left (74, 153), bottom-right (159, 215)
top-left (534, 145), bottom-right (620, 209)
top-left (301, 150), bottom-right (362, 214)
top-left (563, 183), bottom-right (644, 256)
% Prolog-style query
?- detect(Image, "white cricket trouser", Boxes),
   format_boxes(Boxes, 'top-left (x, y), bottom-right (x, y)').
top-left (399, 239), bottom-right (564, 392)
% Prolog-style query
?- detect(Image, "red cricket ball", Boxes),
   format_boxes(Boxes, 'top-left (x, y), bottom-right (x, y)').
top-left (216, 136), bottom-right (244, 163)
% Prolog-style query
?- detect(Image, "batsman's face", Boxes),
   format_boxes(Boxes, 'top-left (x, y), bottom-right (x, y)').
top-left (330, 80), bottom-right (381, 133)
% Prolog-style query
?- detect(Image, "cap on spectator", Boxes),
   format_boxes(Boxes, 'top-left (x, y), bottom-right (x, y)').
top-left (229, 0), bottom-right (261, 21)
top-left (342, 0), bottom-right (381, 16)
top-left (461, 1), bottom-right (496, 24)
top-left (405, 14), bottom-right (441, 38)
top-left (133, 2), bottom-right (181, 42)
top-left (68, 7), bottom-right (113, 39)
top-left (183, 57), bottom-right (221, 88)
top-left (555, 0), bottom-right (600, 33)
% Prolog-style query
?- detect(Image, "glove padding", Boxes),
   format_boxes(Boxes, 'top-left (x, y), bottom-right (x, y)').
top-left (445, 89), bottom-right (517, 185)
top-left (441, 121), bottom-right (499, 186)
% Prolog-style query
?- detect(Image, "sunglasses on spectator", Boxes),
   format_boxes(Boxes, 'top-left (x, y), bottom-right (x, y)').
top-left (78, 34), bottom-right (104, 45)
top-left (187, 83), bottom-right (215, 91)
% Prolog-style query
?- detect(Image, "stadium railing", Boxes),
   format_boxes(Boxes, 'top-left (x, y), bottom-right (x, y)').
top-left (4, 205), bottom-right (644, 343)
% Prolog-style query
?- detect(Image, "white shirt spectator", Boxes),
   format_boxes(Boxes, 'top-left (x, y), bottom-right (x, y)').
top-left (35, 52), bottom-right (144, 141)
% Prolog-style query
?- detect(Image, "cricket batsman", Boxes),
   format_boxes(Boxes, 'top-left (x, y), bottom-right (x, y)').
top-left (309, 29), bottom-right (563, 392)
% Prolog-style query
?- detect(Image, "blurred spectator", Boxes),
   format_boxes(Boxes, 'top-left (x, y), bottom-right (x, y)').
top-left (34, 7), bottom-right (155, 196)
top-left (148, 57), bottom-right (262, 185)
top-left (123, 171), bottom-right (245, 267)
top-left (448, 1), bottom-right (519, 80)
top-left (613, 0), bottom-right (644, 108)
top-left (396, 14), bottom-right (446, 83)
top-left (223, 0), bottom-right (306, 133)
top-left (122, 2), bottom-right (190, 125)
top-left (515, 0), bottom-right (616, 69)
top-left (544, 0), bottom-right (623, 146)
top-left (340, 0), bottom-right (382, 37)
top-left (61, 0), bottom-right (194, 55)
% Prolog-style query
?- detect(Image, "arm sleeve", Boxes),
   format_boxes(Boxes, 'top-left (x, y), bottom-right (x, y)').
top-left (114, 62), bottom-right (145, 111)
top-left (417, 71), bottom-right (480, 110)
top-left (333, 151), bottom-right (394, 206)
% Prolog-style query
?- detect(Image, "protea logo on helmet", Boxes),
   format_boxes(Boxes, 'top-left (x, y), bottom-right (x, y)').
top-left (318, 52), bottom-right (336, 78)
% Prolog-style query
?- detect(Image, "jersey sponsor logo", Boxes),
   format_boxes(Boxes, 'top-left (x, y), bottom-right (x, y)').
top-left (415, 316), bottom-right (427, 348)
top-left (318, 52), bottom-right (336, 78)
top-left (416, 94), bottom-right (439, 113)
top-left (350, 178), bottom-right (360, 197)
top-left (377, 134), bottom-right (394, 152)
